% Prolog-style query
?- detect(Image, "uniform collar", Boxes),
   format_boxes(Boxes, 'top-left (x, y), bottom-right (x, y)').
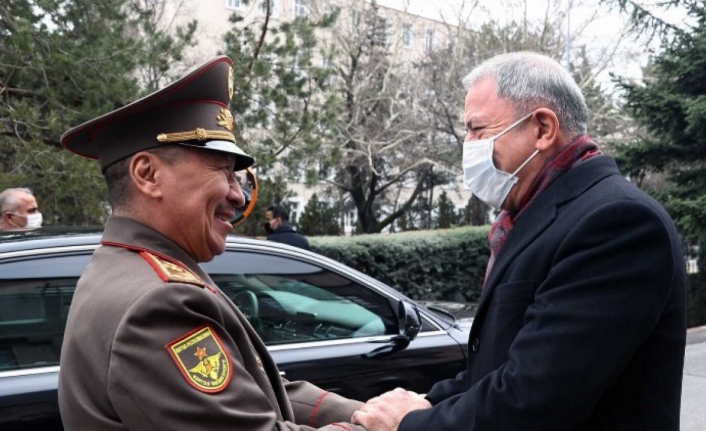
top-left (272, 225), bottom-right (295, 234)
top-left (100, 216), bottom-right (211, 282)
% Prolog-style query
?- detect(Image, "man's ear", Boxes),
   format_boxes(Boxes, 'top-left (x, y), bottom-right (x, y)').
top-left (129, 152), bottom-right (163, 199)
top-left (533, 108), bottom-right (561, 151)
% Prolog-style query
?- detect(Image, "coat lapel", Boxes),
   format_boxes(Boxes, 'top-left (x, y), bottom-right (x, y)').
top-left (470, 189), bottom-right (559, 338)
top-left (470, 156), bottom-right (620, 337)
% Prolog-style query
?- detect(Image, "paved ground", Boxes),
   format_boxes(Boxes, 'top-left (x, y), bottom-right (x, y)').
top-left (681, 326), bottom-right (706, 431)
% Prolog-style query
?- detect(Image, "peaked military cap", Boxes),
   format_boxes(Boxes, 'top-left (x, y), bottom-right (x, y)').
top-left (61, 56), bottom-right (255, 172)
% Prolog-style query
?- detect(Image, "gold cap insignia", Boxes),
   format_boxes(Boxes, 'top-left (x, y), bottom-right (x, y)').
top-left (217, 108), bottom-right (234, 132)
top-left (167, 325), bottom-right (232, 393)
top-left (139, 251), bottom-right (205, 288)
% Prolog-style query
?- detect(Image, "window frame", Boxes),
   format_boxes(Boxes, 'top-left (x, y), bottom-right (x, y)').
top-left (293, 0), bottom-right (308, 17)
top-left (403, 23), bottom-right (413, 49)
top-left (259, 0), bottom-right (278, 17)
top-left (0, 247), bottom-right (96, 374)
top-left (424, 28), bottom-right (435, 52)
top-left (225, 0), bottom-right (244, 10)
top-left (206, 249), bottom-right (401, 345)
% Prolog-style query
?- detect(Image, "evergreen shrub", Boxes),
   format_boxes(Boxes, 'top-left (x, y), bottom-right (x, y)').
top-left (312, 228), bottom-right (706, 328)
top-left (311, 226), bottom-right (490, 303)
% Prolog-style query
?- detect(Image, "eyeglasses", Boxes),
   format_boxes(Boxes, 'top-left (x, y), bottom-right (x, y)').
top-left (231, 167), bottom-right (258, 226)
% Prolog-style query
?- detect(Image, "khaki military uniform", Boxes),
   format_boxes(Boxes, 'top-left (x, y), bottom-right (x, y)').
top-left (59, 216), bottom-right (365, 431)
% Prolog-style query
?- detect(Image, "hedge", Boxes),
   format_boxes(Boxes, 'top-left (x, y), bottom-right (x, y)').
top-left (310, 227), bottom-right (706, 328)
top-left (311, 226), bottom-right (490, 303)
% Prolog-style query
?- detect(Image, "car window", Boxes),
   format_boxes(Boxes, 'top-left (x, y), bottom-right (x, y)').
top-left (0, 254), bottom-right (88, 372)
top-left (205, 251), bottom-right (398, 345)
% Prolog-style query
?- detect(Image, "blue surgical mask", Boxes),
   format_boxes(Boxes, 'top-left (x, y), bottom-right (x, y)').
top-left (462, 113), bottom-right (538, 209)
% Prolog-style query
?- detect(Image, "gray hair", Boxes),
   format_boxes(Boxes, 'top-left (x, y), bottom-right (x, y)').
top-left (0, 188), bottom-right (34, 213)
top-left (462, 51), bottom-right (588, 136)
top-left (104, 145), bottom-right (188, 211)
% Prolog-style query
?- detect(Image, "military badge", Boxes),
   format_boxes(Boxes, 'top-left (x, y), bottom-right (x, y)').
top-left (167, 325), bottom-right (233, 393)
top-left (217, 108), bottom-right (234, 132)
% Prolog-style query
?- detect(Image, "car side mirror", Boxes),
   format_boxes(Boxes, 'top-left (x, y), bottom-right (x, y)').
top-left (363, 300), bottom-right (421, 360)
top-left (398, 300), bottom-right (422, 341)
top-left (231, 167), bottom-right (258, 227)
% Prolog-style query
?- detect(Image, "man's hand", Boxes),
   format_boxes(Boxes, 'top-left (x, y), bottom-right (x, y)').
top-left (350, 388), bottom-right (431, 431)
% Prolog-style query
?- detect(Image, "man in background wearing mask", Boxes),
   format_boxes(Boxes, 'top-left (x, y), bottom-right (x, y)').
top-left (0, 188), bottom-right (43, 230)
top-left (264, 204), bottom-right (310, 250)
top-left (352, 51), bottom-right (687, 431)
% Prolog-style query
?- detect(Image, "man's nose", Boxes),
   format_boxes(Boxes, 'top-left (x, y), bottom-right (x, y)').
top-left (228, 182), bottom-right (246, 208)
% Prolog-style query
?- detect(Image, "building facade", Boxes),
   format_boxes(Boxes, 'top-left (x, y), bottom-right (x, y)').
top-left (160, 0), bottom-right (475, 233)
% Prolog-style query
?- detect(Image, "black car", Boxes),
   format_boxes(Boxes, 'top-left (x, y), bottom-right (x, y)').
top-left (0, 228), bottom-right (472, 430)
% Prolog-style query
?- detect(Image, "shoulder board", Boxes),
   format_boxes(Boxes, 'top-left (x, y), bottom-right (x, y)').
top-left (139, 251), bottom-right (206, 288)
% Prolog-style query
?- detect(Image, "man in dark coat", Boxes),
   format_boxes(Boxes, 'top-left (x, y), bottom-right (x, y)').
top-left (58, 56), bottom-right (364, 431)
top-left (265, 204), bottom-right (311, 250)
top-left (352, 52), bottom-right (687, 431)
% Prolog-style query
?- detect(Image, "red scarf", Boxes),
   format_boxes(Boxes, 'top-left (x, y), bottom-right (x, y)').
top-left (484, 135), bottom-right (601, 286)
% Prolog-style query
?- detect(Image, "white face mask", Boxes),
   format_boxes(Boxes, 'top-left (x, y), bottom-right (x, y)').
top-left (462, 113), bottom-right (539, 209)
top-left (9, 212), bottom-right (43, 229)
top-left (25, 212), bottom-right (43, 229)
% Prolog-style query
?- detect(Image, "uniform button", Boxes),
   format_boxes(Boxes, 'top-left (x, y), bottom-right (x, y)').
top-left (471, 338), bottom-right (480, 352)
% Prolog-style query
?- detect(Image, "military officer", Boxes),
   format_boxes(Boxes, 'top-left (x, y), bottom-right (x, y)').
top-left (58, 56), bottom-right (366, 431)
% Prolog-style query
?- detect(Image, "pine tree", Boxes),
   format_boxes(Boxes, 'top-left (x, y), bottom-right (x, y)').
top-left (0, 0), bottom-right (196, 225)
top-left (616, 5), bottom-right (706, 269)
top-left (435, 190), bottom-right (457, 229)
top-left (298, 193), bottom-right (341, 236)
top-left (460, 196), bottom-right (491, 227)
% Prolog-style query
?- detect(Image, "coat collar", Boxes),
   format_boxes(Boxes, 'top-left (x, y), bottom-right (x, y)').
top-left (101, 216), bottom-right (294, 420)
top-left (272, 225), bottom-right (296, 234)
top-left (472, 156), bottom-right (622, 334)
top-left (100, 216), bottom-right (212, 283)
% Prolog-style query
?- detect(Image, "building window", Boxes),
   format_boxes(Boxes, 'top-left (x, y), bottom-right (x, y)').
top-left (294, 0), bottom-right (308, 17)
top-left (260, 0), bottom-right (277, 17)
top-left (373, 18), bottom-right (389, 47)
top-left (346, 211), bottom-right (357, 227)
top-left (289, 201), bottom-right (301, 223)
top-left (321, 57), bottom-right (335, 85)
top-left (424, 28), bottom-right (435, 52)
top-left (403, 24), bottom-right (413, 49)
top-left (226, 0), bottom-right (244, 9)
top-left (350, 9), bottom-right (360, 34)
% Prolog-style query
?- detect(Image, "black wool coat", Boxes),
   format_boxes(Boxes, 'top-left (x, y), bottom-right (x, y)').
top-left (267, 225), bottom-right (311, 250)
top-left (400, 156), bottom-right (687, 431)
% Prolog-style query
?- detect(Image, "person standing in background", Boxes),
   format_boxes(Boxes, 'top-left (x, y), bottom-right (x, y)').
top-left (265, 204), bottom-right (310, 250)
top-left (0, 188), bottom-right (42, 230)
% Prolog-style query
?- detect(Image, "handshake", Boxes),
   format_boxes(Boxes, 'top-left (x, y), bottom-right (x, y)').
top-left (350, 388), bottom-right (431, 431)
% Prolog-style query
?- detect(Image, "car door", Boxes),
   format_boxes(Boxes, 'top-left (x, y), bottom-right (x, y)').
top-left (203, 245), bottom-right (467, 401)
top-left (0, 249), bottom-right (93, 431)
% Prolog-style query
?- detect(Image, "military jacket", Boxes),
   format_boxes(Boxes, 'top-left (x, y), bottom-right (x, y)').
top-left (59, 216), bottom-right (364, 431)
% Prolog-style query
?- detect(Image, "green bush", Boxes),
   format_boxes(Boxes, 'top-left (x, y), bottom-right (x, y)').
top-left (311, 226), bottom-right (490, 303)
top-left (312, 228), bottom-right (706, 329)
